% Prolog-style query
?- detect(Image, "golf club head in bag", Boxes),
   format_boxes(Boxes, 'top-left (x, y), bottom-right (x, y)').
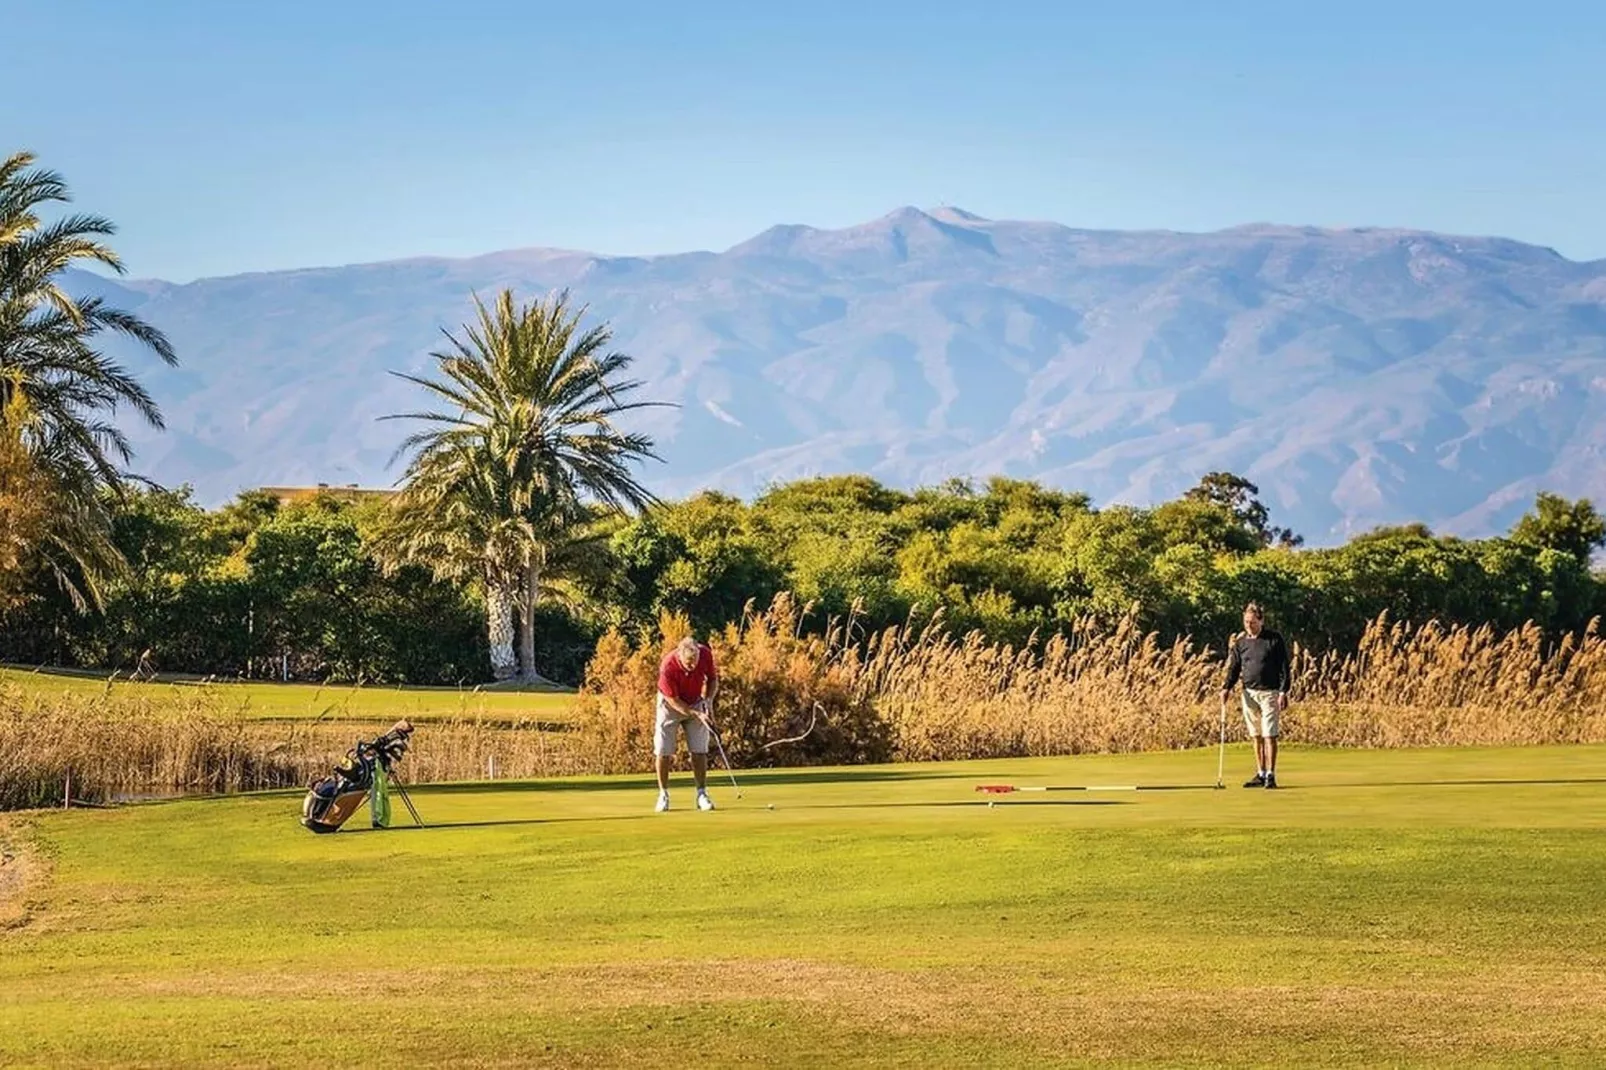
top-left (300, 719), bottom-right (415, 833)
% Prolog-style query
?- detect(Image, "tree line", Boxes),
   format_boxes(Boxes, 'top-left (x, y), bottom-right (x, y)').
top-left (0, 471), bottom-right (1601, 687)
top-left (594, 473), bottom-right (1606, 656)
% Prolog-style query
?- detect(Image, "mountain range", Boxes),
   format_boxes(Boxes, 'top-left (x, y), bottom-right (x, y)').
top-left (70, 205), bottom-right (1606, 545)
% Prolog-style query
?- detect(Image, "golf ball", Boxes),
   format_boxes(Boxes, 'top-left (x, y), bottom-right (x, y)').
top-left (766, 803), bottom-right (774, 809)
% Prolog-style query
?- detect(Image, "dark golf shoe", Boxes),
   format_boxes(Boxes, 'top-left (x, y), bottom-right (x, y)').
top-left (1264, 773), bottom-right (1279, 789)
top-left (1243, 772), bottom-right (1266, 788)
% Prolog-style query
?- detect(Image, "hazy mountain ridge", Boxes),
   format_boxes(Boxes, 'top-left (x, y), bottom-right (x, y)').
top-left (73, 206), bottom-right (1606, 544)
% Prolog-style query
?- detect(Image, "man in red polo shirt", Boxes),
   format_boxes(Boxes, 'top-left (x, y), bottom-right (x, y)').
top-left (654, 635), bottom-right (720, 812)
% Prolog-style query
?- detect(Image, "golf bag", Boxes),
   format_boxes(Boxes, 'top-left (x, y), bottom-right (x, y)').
top-left (300, 719), bottom-right (418, 833)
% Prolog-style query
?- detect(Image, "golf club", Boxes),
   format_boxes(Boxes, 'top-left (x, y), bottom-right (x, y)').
top-left (700, 709), bottom-right (743, 799)
top-left (1215, 696), bottom-right (1228, 789)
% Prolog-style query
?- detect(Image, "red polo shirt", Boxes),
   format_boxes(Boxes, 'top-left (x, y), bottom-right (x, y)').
top-left (658, 644), bottom-right (717, 706)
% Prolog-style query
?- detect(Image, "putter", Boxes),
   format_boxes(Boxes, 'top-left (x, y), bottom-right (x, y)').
top-left (1215, 696), bottom-right (1228, 790)
top-left (701, 712), bottom-right (743, 799)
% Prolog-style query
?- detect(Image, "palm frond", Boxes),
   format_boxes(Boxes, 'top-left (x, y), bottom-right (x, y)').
top-left (380, 286), bottom-right (666, 620)
top-left (84, 301), bottom-right (176, 365)
top-left (0, 151), bottom-right (169, 605)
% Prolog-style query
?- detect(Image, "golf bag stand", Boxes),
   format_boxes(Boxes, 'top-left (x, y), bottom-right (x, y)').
top-left (300, 719), bottom-right (425, 833)
top-left (386, 763), bottom-right (426, 828)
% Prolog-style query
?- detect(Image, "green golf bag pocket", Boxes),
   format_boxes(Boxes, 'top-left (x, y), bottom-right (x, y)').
top-left (370, 763), bottom-right (392, 828)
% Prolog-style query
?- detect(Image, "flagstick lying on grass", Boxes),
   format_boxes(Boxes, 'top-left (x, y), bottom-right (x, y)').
top-left (976, 783), bottom-right (1137, 793)
top-left (974, 783), bottom-right (1220, 793)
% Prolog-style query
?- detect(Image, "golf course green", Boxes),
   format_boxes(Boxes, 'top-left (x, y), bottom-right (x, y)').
top-left (0, 665), bottom-right (575, 724)
top-left (4, 743), bottom-right (1604, 1067)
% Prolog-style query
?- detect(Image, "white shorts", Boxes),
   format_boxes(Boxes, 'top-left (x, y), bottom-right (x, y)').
top-left (1242, 689), bottom-right (1281, 738)
top-left (653, 694), bottom-right (709, 757)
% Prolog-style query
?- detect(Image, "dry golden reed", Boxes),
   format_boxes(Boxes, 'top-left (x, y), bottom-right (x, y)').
top-left (1287, 613), bottom-right (1606, 747)
top-left (0, 684), bottom-right (588, 810)
top-left (576, 596), bottom-right (1606, 770)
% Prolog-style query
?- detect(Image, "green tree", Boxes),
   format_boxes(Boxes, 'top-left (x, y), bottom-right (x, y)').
top-left (647, 492), bottom-right (782, 632)
top-left (600, 493), bottom-right (784, 637)
top-left (895, 519), bottom-right (1055, 645)
top-left (380, 288), bottom-right (664, 682)
top-left (81, 484), bottom-right (250, 674)
top-left (1183, 471), bottom-right (1302, 548)
top-left (1511, 492), bottom-right (1606, 566)
top-left (247, 498), bottom-right (459, 682)
top-left (1151, 497), bottom-right (1262, 555)
top-left (977, 476), bottom-right (1091, 538)
top-left (748, 476), bottom-right (910, 628)
top-left (0, 150), bottom-right (178, 609)
top-left (1055, 506), bottom-right (1171, 627)
top-left (751, 474), bottom-right (910, 523)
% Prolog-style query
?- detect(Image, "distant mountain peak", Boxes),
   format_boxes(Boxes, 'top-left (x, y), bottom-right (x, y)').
top-left (861, 205), bottom-right (984, 234)
top-left (724, 205), bottom-right (999, 265)
top-left (853, 205), bottom-right (999, 259)
top-left (725, 222), bottom-right (821, 258)
top-left (928, 205), bottom-right (989, 224)
top-left (873, 205), bottom-right (938, 225)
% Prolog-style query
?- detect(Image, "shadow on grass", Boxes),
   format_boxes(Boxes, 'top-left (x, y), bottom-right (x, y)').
top-left (112, 768), bottom-right (975, 806)
top-left (413, 774), bottom-right (1606, 798)
top-left (330, 798), bottom-right (1128, 832)
top-left (416, 767), bottom-right (983, 796)
top-left (336, 814), bottom-right (656, 832)
top-left (106, 773), bottom-right (1606, 812)
top-left (799, 799), bottom-right (1126, 809)
top-left (972, 784), bottom-right (1228, 794)
top-left (1297, 777), bottom-right (1606, 790)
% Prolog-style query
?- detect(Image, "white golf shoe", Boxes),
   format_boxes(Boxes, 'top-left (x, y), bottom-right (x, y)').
top-left (696, 790), bottom-right (715, 811)
top-left (654, 791), bottom-right (669, 812)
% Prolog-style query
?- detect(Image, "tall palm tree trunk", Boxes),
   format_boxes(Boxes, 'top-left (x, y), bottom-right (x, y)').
top-left (516, 561), bottom-right (550, 684)
top-left (485, 578), bottom-right (517, 680)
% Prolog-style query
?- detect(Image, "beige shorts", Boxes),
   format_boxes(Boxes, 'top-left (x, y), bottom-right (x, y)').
top-left (1242, 688), bottom-right (1282, 738)
top-left (654, 694), bottom-right (709, 757)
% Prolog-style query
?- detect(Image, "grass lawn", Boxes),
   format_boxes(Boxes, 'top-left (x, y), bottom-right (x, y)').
top-left (0, 665), bottom-right (575, 725)
top-left (3, 743), bottom-right (1605, 1067)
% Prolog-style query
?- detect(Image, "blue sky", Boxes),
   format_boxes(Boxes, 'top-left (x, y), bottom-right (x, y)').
top-left (6, 0), bottom-right (1603, 281)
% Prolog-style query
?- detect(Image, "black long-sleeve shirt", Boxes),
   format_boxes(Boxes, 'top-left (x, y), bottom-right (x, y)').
top-left (1223, 629), bottom-right (1291, 692)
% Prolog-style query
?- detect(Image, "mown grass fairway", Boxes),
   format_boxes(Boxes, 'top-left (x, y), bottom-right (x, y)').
top-left (0, 665), bottom-right (574, 724)
top-left (4, 744), bottom-right (1605, 1068)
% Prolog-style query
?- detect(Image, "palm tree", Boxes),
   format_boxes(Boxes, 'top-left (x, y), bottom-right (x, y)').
top-left (0, 384), bottom-right (121, 612)
top-left (381, 288), bottom-right (666, 682)
top-left (0, 150), bottom-right (178, 608)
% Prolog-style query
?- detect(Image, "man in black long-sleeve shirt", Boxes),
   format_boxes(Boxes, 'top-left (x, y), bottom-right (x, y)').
top-left (1219, 602), bottom-right (1291, 789)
